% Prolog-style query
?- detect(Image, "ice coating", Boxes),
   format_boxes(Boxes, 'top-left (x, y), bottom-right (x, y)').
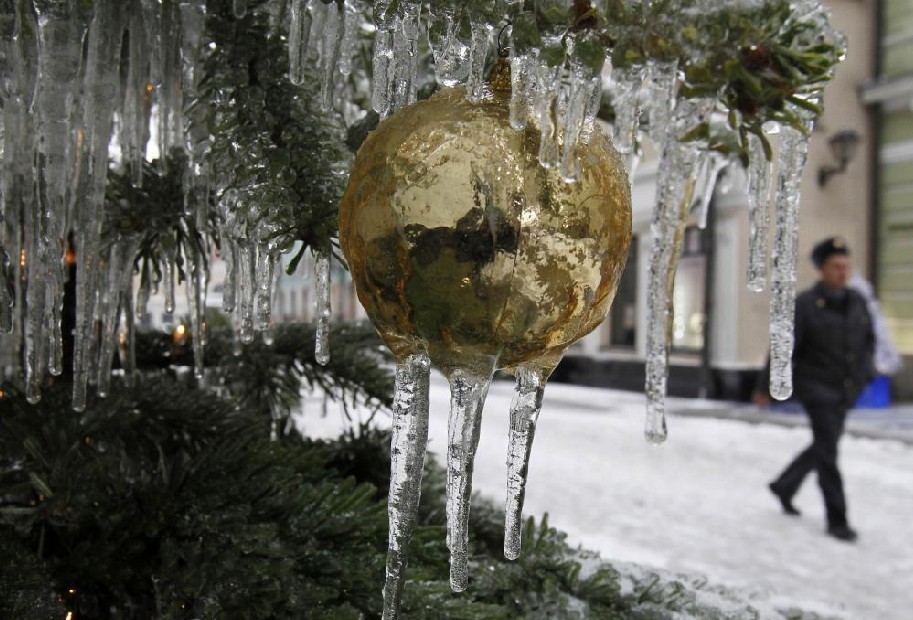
top-left (382, 352), bottom-right (432, 620)
top-left (769, 117), bottom-right (813, 400)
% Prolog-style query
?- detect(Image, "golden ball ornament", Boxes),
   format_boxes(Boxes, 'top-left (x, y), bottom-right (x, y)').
top-left (339, 63), bottom-right (632, 377)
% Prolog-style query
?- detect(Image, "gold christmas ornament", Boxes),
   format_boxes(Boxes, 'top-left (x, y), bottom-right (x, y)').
top-left (339, 60), bottom-right (631, 618)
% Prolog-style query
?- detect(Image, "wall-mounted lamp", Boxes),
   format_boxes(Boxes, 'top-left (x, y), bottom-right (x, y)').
top-left (818, 129), bottom-right (861, 187)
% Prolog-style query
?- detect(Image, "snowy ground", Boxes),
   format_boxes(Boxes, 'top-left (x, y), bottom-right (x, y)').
top-left (301, 376), bottom-right (913, 620)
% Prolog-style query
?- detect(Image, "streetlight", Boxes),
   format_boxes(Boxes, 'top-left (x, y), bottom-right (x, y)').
top-left (818, 129), bottom-right (861, 187)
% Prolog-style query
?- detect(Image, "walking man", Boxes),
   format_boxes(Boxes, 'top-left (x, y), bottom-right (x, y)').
top-left (754, 237), bottom-right (875, 542)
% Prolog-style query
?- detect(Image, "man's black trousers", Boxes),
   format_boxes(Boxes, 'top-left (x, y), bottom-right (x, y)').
top-left (770, 400), bottom-right (849, 527)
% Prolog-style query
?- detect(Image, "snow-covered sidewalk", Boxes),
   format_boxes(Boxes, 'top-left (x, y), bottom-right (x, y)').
top-left (302, 377), bottom-right (913, 620)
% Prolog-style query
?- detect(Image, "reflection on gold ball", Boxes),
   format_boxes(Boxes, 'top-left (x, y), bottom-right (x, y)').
top-left (339, 82), bottom-right (631, 376)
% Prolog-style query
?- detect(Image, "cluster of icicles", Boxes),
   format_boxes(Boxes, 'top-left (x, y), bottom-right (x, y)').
top-left (0, 0), bottom-right (336, 411)
top-left (1, 0), bottom-right (838, 618)
top-left (341, 3), bottom-right (837, 618)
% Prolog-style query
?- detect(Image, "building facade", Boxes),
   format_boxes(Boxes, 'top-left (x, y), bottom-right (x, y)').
top-left (864, 0), bottom-right (913, 399)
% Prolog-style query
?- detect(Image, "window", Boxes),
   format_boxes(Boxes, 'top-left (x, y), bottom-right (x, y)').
top-left (671, 227), bottom-right (707, 353)
top-left (605, 243), bottom-right (638, 348)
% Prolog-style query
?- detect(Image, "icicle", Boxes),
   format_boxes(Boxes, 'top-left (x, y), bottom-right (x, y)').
top-left (508, 51), bottom-right (534, 130)
top-left (186, 247), bottom-right (207, 379)
top-left (319, 0), bottom-right (344, 111)
top-left (26, 0), bottom-right (83, 399)
top-left (72, 0), bottom-right (125, 410)
top-left (644, 99), bottom-right (713, 444)
top-left (24, 244), bottom-right (48, 404)
top-left (0, 244), bottom-right (13, 334)
top-left (162, 248), bottom-right (176, 313)
top-left (382, 352), bottom-right (432, 620)
top-left (535, 64), bottom-right (561, 169)
top-left (97, 240), bottom-right (139, 398)
top-left (466, 21), bottom-right (492, 103)
top-left (123, 8), bottom-right (150, 186)
top-left (428, 7), bottom-right (470, 88)
top-left (46, 283), bottom-right (63, 377)
top-left (645, 61), bottom-right (678, 148)
top-left (136, 261), bottom-right (152, 323)
top-left (158, 0), bottom-right (184, 161)
top-left (237, 241), bottom-right (256, 344)
top-left (692, 152), bottom-right (726, 230)
top-left (389, 2), bottom-right (421, 111)
top-left (747, 133), bottom-right (772, 292)
top-left (314, 252), bottom-right (331, 365)
top-left (610, 67), bottom-right (644, 168)
top-left (337, 0), bottom-right (359, 79)
top-left (446, 362), bottom-right (495, 592)
top-left (221, 240), bottom-right (237, 313)
top-left (504, 365), bottom-right (547, 561)
top-left (769, 116), bottom-right (813, 401)
top-left (255, 243), bottom-right (276, 331)
top-left (580, 74), bottom-right (603, 143)
top-left (443, 366), bottom-right (497, 575)
top-left (289, 0), bottom-right (313, 85)
top-left (559, 68), bottom-right (601, 183)
top-left (371, 2), bottom-right (395, 117)
top-left (120, 288), bottom-right (136, 389)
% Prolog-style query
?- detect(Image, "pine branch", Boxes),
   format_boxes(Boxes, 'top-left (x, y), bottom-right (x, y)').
top-left (134, 320), bottom-right (395, 418)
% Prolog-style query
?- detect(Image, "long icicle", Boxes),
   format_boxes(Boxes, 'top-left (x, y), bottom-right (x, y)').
top-left (504, 365), bottom-right (547, 561)
top-left (644, 99), bottom-right (712, 443)
top-left (72, 0), bottom-right (125, 411)
top-left (747, 132), bottom-right (773, 292)
top-left (254, 243), bottom-right (275, 331)
top-left (97, 240), bottom-right (139, 398)
top-left (314, 251), bottom-right (331, 365)
top-left (187, 245), bottom-right (207, 379)
top-left (446, 360), bottom-right (495, 592)
top-left (382, 352), bottom-right (432, 620)
top-left (371, 1), bottom-right (395, 117)
top-left (318, 0), bottom-right (344, 111)
top-left (610, 66), bottom-right (644, 169)
top-left (237, 241), bottom-right (256, 345)
top-left (769, 115), bottom-right (813, 401)
top-left (288, 0), bottom-right (313, 86)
